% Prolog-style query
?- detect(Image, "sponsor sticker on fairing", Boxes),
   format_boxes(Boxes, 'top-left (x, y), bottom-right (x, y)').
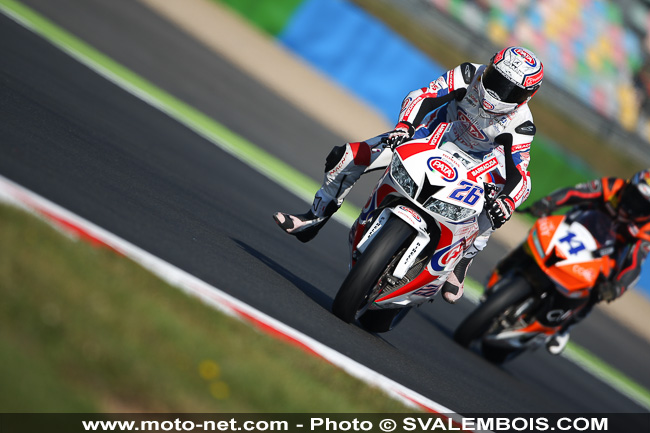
top-left (455, 221), bottom-right (480, 237)
top-left (427, 157), bottom-right (458, 182)
top-left (413, 281), bottom-right (443, 297)
top-left (430, 239), bottom-right (465, 271)
top-left (397, 205), bottom-right (422, 223)
top-left (467, 157), bottom-right (498, 181)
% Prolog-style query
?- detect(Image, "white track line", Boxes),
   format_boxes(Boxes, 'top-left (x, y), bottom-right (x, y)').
top-left (0, 174), bottom-right (467, 420)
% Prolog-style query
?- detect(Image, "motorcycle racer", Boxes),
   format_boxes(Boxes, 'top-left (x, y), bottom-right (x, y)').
top-left (274, 46), bottom-right (543, 304)
top-left (525, 169), bottom-right (650, 354)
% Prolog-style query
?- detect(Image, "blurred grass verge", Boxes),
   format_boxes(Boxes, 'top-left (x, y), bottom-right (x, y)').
top-left (0, 203), bottom-right (411, 413)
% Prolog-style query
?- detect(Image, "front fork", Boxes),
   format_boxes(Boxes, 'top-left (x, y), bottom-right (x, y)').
top-left (352, 206), bottom-right (431, 280)
top-left (485, 265), bottom-right (591, 337)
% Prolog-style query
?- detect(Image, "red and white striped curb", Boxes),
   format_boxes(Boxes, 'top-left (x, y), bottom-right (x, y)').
top-left (0, 174), bottom-right (468, 422)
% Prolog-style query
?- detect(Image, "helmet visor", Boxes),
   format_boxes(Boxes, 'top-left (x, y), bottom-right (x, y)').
top-left (620, 185), bottom-right (650, 223)
top-left (479, 80), bottom-right (518, 114)
top-left (483, 64), bottom-right (536, 104)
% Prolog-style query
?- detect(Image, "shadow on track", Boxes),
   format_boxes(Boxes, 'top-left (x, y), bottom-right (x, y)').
top-left (232, 239), bottom-right (334, 311)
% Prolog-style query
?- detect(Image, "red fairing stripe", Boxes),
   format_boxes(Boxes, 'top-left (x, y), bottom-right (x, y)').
top-left (376, 184), bottom-right (397, 206)
top-left (376, 224), bottom-right (454, 302)
top-left (396, 142), bottom-right (438, 160)
top-left (438, 221), bottom-right (454, 247)
top-left (489, 171), bottom-right (506, 184)
top-left (350, 141), bottom-right (371, 166)
top-left (375, 269), bottom-right (439, 302)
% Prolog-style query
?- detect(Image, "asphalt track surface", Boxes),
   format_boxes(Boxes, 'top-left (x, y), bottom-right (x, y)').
top-left (2, 0), bottom-right (649, 417)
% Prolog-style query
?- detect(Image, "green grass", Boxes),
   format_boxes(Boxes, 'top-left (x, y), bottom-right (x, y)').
top-left (215, 0), bottom-right (304, 36)
top-left (526, 135), bottom-right (596, 202)
top-left (0, 203), bottom-right (412, 412)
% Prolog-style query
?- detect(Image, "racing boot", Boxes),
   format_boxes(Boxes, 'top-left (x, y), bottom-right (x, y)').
top-left (274, 140), bottom-right (380, 243)
top-left (441, 257), bottom-right (473, 304)
top-left (273, 192), bottom-right (339, 243)
top-left (546, 330), bottom-right (570, 355)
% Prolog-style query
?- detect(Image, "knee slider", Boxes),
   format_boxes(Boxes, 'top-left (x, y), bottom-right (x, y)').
top-left (324, 145), bottom-right (347, 172)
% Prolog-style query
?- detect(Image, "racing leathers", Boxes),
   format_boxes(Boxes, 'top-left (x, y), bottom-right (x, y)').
top-left (530, 177), bottom-right (650, 302)
top-left (527, 177), bottom-right (650, 354)
top-left (315, 62), bottom-right (534, 238)
top-left (274, 62), bottom-right (537, 303)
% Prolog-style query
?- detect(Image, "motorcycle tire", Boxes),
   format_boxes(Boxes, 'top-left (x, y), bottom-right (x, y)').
top-left (332, 217), bottom-right (414, 323)
top-left (453, 275), bottom-right (532, 363)
top-left (358, 306), bottom-right (412, 333)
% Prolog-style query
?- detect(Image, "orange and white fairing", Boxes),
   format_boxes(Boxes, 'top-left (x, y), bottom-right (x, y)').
top-left (527, 215), bottom-right (614, 299)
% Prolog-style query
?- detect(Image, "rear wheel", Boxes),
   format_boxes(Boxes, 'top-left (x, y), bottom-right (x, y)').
top-left (453, 275), bottom-right (532, 363)
top-left (332, 217), bottom-right (414, 323)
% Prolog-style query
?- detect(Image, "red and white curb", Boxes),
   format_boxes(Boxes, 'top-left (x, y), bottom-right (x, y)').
top-left (0, 174), bottom-right (467, 422)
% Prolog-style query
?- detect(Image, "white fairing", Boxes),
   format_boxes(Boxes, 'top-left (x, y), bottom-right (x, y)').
top-left (547, 221), bottom-right (599, 262)
top-left (357, 137), bottom-right (506, 308)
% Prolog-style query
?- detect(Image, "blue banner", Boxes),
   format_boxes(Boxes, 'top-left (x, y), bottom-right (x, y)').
top-left (279, 0), bottom-right (444, 126)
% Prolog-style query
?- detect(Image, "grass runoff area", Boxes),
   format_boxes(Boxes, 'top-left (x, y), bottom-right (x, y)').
top-left (0, 203), bottom-right (411, 412)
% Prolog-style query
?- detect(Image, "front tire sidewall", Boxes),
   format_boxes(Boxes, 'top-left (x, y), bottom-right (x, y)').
top-left (332, 217), bottom-right (414, 323)
top-left (453, 275), bottom-right (532, 362)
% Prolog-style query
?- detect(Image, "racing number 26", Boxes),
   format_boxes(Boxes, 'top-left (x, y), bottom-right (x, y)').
top-left (449, 181), bottom-right (483, 206)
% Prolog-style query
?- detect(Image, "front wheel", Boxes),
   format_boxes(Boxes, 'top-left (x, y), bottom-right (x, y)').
top-left (332, 217), bottom-right (414, 323)
top-left (453, 275), bottom-right (532, 363)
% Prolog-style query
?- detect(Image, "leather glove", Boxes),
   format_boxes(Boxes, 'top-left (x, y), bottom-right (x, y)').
top-left (387, 121), bottom-right (415, 149)
top-left (528, 197), bottom-right (553, 218)
top-left (487, 194), bottom-right (515, 229)
top-left (596, 281), bottom-right (620, 303)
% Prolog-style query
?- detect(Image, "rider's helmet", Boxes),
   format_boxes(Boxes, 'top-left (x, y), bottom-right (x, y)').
top-left (479, 46), bottom-right (543, 115)
top-left (618, 169), bottom-right (650, 225)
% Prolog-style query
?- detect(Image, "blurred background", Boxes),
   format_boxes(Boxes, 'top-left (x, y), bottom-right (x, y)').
top-left (215, 0), bottom-right (650, 297)
top-left (3, 0), bottom-right (649, 414)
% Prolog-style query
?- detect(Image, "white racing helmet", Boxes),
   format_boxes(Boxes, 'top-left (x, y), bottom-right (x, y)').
top-left (478, 46), bottom-right (544, 114)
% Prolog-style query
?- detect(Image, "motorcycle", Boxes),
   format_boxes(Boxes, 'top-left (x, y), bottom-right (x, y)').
top-left (331, 123), bottom-right (507, 332)
top-left (453, 207), bottom-right (617, 363)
